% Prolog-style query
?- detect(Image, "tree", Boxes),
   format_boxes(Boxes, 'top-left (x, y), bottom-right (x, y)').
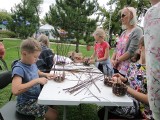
top-left (46, 0), bottom-right (99, 53)
top-left (9, 0), bottom-right (43, 38)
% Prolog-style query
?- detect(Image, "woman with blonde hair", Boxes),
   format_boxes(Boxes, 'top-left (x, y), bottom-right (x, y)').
top-left (111, 7), bottom-right (143, 76)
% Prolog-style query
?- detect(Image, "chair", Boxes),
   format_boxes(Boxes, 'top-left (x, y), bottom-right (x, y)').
top-left (0, 59), bottom-right (35, 120)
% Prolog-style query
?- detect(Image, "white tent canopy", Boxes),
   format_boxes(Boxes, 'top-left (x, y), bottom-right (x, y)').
top-left (38, 24), bottom-right (57, 39)
top-left (39, 24), bottom-right (54, 31)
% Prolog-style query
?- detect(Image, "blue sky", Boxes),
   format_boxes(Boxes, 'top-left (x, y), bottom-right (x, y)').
top-left (0, 0), bottom-right (108, 19)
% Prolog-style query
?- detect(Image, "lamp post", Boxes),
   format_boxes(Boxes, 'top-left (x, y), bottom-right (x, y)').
top-left (108, 5), bottom-right (113, 45)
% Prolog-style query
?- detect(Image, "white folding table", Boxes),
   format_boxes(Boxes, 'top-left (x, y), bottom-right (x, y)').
top-left (38, 63), bottom-right (133, 120)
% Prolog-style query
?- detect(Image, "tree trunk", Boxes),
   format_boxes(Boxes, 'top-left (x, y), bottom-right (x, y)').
top-left (75, 38), bottom-right (79, 53)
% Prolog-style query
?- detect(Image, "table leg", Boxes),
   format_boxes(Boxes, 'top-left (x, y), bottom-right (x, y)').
top-left (104, 106), bottom-right (108, 120)
top-left (63, 106), bottom-right (67, 120)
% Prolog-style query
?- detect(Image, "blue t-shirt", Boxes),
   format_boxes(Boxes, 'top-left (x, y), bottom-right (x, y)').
top-left (12, 61), bottom-right (41, 105)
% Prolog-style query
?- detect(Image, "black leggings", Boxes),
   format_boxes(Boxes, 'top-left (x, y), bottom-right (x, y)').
top-left (97, 107), bottom-right (126, 120)
top-left (98, 64), bottom-right (104, 73)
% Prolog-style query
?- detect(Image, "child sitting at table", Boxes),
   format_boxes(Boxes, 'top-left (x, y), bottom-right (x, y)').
top-left (36, 34), bottom-right (55, 73)
top-left (12, 38), bottom-right (58, 120)
top-left (98, 36), bottom-right (154, 119)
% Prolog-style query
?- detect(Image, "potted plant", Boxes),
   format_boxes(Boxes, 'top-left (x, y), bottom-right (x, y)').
top-left (86, 42), bottom-right (92, 51)
top-left (85, 36), bottom-right (94, 51)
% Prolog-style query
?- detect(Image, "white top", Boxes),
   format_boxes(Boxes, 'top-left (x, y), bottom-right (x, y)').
top-left (54, 54), bottom-right (73, 64)
top-left (144, 2), bottom-right (160, 117)
top-left (38, 64), bottom-right (133, 107)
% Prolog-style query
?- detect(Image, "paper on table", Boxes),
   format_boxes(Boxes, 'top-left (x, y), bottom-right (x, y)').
top-left (53, 63), bottom-right (94, 71)
top-left (54, 54), bottom-right (73, 64)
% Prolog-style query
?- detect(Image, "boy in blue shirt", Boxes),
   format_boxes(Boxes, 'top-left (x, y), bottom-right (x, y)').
top-left (12, 38), bottom-right (57, 120)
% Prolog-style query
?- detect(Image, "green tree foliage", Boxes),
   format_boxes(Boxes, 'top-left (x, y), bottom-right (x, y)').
top-left (9, 0), bottom-right (43, 38)
top-left (99, 0), bottom-right (151, 46)
top-left (46, 0), bottom-right (99, 52)
top-left (0, 10), bottom-right (12, 23)
top-left (0, 10), bottom-right (13, 29)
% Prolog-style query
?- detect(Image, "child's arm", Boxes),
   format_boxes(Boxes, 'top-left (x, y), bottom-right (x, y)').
top-left (38, 70), bottom-right (57, 79)
top-left (112, 74), bottom-right (148, 104)
top-left (111, 52), bottom-right (116, 61)
top-left (88, 50), bottom-right (96, 64)
top-left (127, 86), bottom-right (148, 104)
top-left (12, 75), bottom-right (47, 95)
top-left (90, 50), bottom-right (96, 60)
top-left (38, 70), bottom-right (47, 77)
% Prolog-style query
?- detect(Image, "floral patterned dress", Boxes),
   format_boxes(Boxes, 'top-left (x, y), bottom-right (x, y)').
top-left (144, 2), bottom-right (160, 119)
top-left (108, 63), bottom-right (153, 119)
top-left (127, 63), bottom-right (153, 119)
top-left (115, 32), bottom-right (131, 75)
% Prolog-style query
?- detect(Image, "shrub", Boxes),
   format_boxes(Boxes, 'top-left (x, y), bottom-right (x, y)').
top-left (0, 30), bottom-right (17, 38)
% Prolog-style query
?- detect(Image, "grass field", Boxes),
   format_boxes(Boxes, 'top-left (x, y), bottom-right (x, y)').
top-left (0, 38), bottom-right (114, 120)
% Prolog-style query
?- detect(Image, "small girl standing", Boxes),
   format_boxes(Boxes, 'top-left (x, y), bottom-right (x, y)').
top-left (89, 28), bottom-right (113, 76)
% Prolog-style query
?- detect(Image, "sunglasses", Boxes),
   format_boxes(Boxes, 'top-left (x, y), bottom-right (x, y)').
top-left (121, 14), bottom-right (126, 18)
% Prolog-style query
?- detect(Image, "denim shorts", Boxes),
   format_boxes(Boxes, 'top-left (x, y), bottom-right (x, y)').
top-left (16, 99), bottom-right (48, 117)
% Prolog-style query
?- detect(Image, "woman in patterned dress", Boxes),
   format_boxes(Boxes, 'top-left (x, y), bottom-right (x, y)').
top-left (98, 36), bottom-right (154, 120)
top-left (111, 7), bottom-right (143, 76)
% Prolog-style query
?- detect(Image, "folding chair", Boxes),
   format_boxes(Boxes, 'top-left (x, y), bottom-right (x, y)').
top-left (0, 59), bottom-right (35, 120)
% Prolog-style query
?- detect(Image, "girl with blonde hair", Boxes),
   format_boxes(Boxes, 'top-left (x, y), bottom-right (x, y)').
top-left (89, 28), bottom-right (113, 75)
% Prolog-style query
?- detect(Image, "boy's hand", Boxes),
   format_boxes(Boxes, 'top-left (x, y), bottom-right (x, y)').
top-left (37, 77), bottom-right (48, 85)
top-left (45, 73), bottom-right (57, 80)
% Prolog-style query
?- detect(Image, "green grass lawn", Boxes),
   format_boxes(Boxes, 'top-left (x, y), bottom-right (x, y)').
top-left (0, 38), bottom-right (113, 120)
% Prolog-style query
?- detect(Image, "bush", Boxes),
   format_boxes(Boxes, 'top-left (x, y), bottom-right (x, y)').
top-left (49, 39), bottom-right (60, 42)
top-left (50, 38), bottom-right (77, 44)
top-left (85, 36), bottom-right (94, 46)
top-left (0, 30), bottom-right (17, 38)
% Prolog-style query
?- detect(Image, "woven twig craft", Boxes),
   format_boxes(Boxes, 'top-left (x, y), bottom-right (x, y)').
top-left (54, 71), bottom-right (65, 83)
top-left (104, 77), bottom-right (113, 87)
top-left (112, 78), bottom-right (127, 96)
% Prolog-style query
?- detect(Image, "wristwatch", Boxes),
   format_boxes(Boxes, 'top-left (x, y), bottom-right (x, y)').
top-left (123, 78), bottom-right (128, 84)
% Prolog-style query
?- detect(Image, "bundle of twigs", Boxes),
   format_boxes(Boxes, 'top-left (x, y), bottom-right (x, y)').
top-left (56, 43), bottom-right (71, 65)
top-left (63, 74), bottom-right (103, 95)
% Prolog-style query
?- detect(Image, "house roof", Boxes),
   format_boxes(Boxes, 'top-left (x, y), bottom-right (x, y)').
top-left (0, 24), bottom-right (6, 29)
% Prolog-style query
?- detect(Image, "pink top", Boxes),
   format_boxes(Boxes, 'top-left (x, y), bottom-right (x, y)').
top-left (115, 32), bottom-right (131, 75)
top-left (94, 41), bottom-right (109, 59)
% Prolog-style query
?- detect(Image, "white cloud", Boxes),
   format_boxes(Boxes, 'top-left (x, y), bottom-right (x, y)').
top-left (0, 0), bottom-right (21, 12)
top-left (0, 0), bottom-right (107, 19)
